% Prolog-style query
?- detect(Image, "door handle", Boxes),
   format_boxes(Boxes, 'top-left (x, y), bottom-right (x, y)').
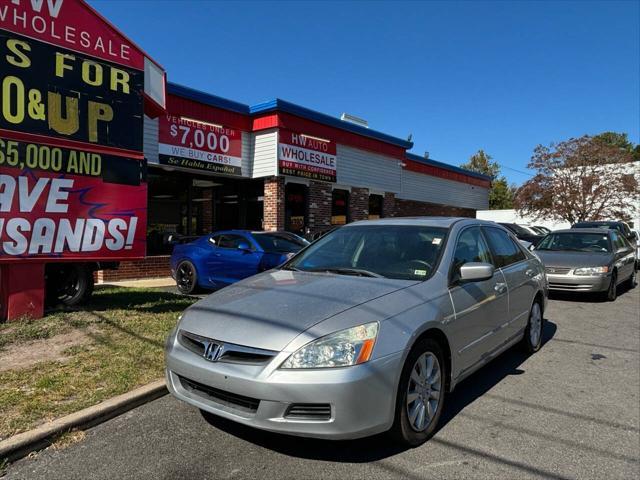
top-left (494, 282), bottom-right (507, 293)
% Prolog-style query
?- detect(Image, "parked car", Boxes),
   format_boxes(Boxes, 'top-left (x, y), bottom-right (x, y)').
top-left (533, 226), bottom-right (551, 234)
top-left (633, 229), bottom-right (640, 263)
top-left (534, 228), bottom-right (637, 300)
top-left (499, 222), bottom-right (545, 246)
top-left (165, 218), bottom-right (547, 446)
top-left (170, 230), bottom-right (309, 294)
top-left (520, 225), bottom-right (543, 235)
top-left (571, 220), bottom-right (638, 244)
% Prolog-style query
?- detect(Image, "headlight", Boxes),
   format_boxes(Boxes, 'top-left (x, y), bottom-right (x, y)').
top-left (280, 322), bottom-right (379, 369)
top-left (573, 266), bottom-right (609, 275)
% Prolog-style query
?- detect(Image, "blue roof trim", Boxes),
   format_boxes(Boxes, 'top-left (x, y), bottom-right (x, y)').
top-left (167, 83), bottom-right (250, 114)
top-left (406, 153), bottom-right (492, 181)
top-left (167, 84), bottom-right (413, 149)
top-left (250, 98), bottom-right (413, 149)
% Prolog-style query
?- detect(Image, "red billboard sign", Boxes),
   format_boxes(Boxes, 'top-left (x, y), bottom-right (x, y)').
top-left (0, 0), bottom-right (161, 262)
top-left (0, 0), bottom-right (144, 69)
top-left (278, 130), bottom-right (336, 182)
top-left (0, 138), bottom-right (146, 260)
top-left (158, 114), bottom-right (243, 175)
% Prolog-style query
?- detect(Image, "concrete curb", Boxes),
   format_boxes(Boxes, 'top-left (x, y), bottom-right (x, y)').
top-left (0, 380), bottom-right (168, 463)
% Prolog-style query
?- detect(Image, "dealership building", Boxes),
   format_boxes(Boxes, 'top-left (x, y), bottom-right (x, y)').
top-left (99, 83), bottom-right (491, 281)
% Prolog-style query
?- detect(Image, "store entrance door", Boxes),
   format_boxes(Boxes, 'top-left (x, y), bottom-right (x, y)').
top-left (147, 168), bottom-right (264, 255)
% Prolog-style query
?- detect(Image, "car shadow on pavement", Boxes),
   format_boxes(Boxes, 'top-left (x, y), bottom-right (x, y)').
top-left (437, 319), bottom-right (557, 432)
top-left (200, 319), bottom-right (558, 463)
top-left (548, 282), bottom-right (636, 303)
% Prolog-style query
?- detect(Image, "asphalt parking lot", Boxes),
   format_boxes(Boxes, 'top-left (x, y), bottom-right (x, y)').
top-left (4, 287), bottom-right (639, 480)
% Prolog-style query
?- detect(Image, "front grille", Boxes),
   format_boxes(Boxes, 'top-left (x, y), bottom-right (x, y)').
top-left (178, 375), bottom-right (260, 413)
top-left (545, 267), bottom-right (572, 275)
top-left (179, 331), bottom-right (207, 356)
top-left (548, 282), bottom-right (592, 290)
top-left (178, 330), bottom-right (276, 364)
top-left (285, 404), bottom-right (332, 421)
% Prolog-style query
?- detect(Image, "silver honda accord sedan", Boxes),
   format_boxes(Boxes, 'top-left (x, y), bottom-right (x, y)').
top-left (165, 217), bottom-right (548, 446)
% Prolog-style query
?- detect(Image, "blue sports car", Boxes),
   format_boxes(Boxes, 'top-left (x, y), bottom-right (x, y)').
top-left (170, 230), bottom-right (309, 294)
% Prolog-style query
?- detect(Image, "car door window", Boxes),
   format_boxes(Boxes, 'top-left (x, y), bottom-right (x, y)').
top-left (209, 234), bottom-right (221, 246)
top-left (484, 227), bottom-right (525, 268)
top-left (611, 232), bottom-right (627, 251)
top-left (217, 234), bottom-right (249, 250)
top-left (451, 227), bottom-right (492, 279)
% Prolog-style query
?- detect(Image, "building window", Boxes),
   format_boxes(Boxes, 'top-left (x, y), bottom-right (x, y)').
top-left (285, 182), bottom-right (308, 235)
top-left (369, 194), bottom-right (383, 219)
top-left (331, 189), bottom-right (350, 225)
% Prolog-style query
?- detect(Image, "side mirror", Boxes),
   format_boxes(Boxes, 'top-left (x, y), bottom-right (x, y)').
top-left (459, 262), bottom-right (495, 282)
top-left (529, 244), bottom-right (536, 251)
top-left (237, 242), bottom-right (251, 251)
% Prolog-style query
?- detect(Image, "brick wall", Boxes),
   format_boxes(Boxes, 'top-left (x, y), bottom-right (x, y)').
top-left (307, 180), bottom-right (332, 235)
top-left (383, 192), bottom-right (396, 218)
top-left (263, 176), bottom-right (285, 231)
top-left (394, 198), bottom-right (475, 218)
top-left (96, 256), bottom-right (171, 282)
top-left (349, 187), bottom-right (369, 222)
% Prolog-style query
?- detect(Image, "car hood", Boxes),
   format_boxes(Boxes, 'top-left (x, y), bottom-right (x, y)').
top-left (178, 270), bottom-right (416, 351)
top-left (535, 250), bottom-right (613, 268)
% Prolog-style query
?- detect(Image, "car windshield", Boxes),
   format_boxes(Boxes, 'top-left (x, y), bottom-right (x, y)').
top-left (536, 232), bottom-right (611, 253)
top-left (252, 233), bottom-right (308, 253)
top-left (284, 225), bottom-right (448, 281)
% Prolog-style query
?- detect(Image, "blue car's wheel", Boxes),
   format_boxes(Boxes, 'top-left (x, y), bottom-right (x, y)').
top-left (176, 260), bottom-right (199, 295)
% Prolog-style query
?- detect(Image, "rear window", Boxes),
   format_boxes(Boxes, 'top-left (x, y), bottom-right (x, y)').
top-left (573, 222), bottom-right (622, 233)
top-left (252, 233), bottom-right (307, 253)
top-left (502, 224), bottom-right (531, 236)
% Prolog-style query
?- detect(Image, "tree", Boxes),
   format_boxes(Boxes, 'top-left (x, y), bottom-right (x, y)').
top-left (460, 149), bottom-right (500, 178)
top-left (514, 135), bottom-right (639, 224)
top-left (460, 150), bottom-right (514, 209)
top-left (490, 177), bottom-right (515, 210)
top-left (594, 131), bottom-right (640, 161)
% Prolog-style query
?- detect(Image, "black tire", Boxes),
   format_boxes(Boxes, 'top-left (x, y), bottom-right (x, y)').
top-left (521, 299), bottom-right (544, 354)
top-left (176, 260), bottom-right (199, 295)
top-left (46, 264), bottom-right (94, 307)
top-left (390, 338), bottom-right (447, 447)
top-left (605, 271), bottom-right (618, 302)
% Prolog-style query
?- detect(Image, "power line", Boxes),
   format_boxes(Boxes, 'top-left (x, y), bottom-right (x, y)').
top-left (498, 164), bottom-right (536, 177)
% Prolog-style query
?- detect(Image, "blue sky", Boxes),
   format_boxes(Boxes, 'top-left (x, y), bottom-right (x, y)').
top-left (90, 0), bottom-right (639, 184)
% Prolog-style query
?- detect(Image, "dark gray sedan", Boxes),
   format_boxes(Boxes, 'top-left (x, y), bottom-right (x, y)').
top-left (534, 228), bottom-right (637, 300)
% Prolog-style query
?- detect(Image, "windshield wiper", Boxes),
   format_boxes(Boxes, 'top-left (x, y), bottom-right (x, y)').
top-left (316, 267), bottom-right (385, 278)
top-left (280, 265), bottom-right (301, 271)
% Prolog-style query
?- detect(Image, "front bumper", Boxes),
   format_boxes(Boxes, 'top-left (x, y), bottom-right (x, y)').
top-left (546, 273), bottom-right (610, 292)
top-left (165, 333), bottom-right (404, 440)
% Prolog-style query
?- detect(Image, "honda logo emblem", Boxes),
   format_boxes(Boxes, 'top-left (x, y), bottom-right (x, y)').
top-left (202, 341), bottom-right (224, 362)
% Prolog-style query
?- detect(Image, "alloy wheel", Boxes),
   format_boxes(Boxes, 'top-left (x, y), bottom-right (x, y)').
top-left (406, 352), bottom-right (442, 432)
top-left (529, 302), bottom-right (542, 347)
top-left (177, 263), bottom-right (194, 291)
